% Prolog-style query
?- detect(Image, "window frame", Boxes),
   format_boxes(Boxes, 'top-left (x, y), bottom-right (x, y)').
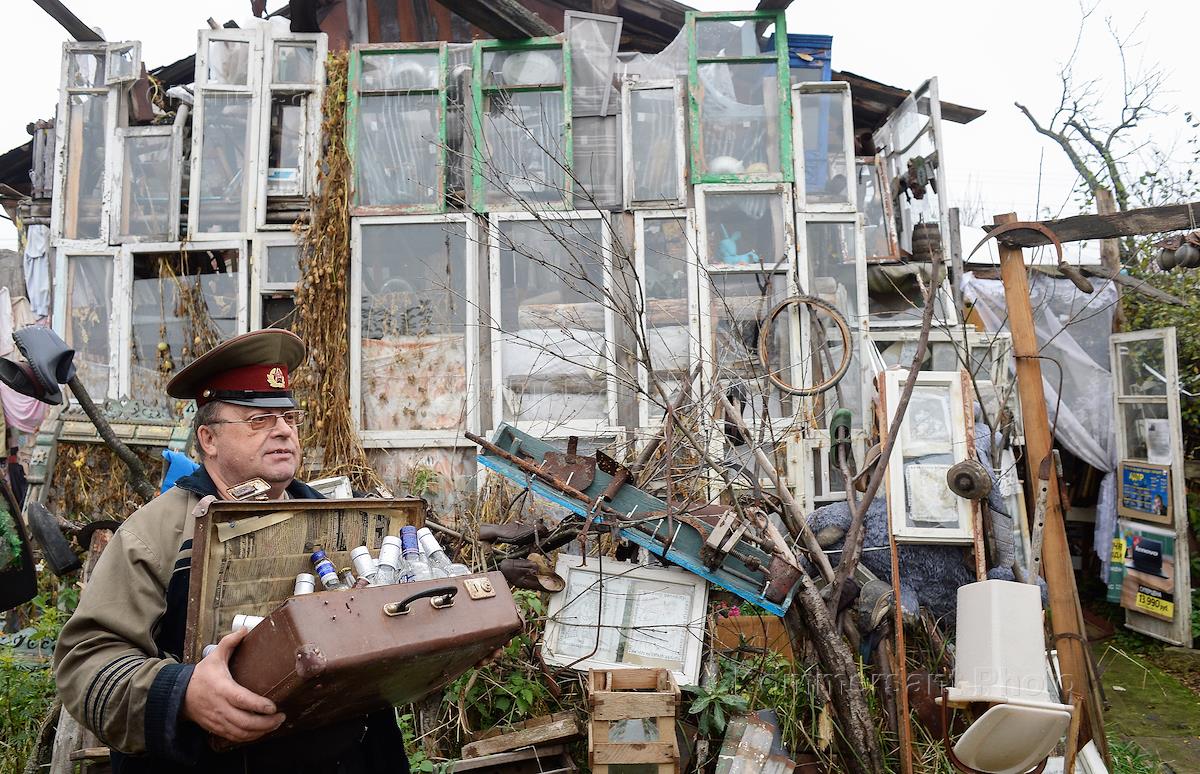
top-left (52, 248), bottom-right (121, 400)
top-left (685, 10), bottom-right (792, 185)
top-left (110, 123), bottom-right (184, 244)
top-left (249, 232), bottom-right (302, 332)
top-left (349, 213), bottom-right (481, 448)
top-left (791, 81), bottom-right (856, 214)
top-left (621, 78), bottom-right (687, 210)
top-left (105, 41), bottom-right (142, 86)
top-left (471, 36), bottom-right (573, 213)
top-left (347, 42), bottom-right (448, 216)
top-left (487, 210), bottom-right (618, 439)
top-left (562, 10), bottom-right (622, 118)
top-left (695, 182), bottom-right (795, 274)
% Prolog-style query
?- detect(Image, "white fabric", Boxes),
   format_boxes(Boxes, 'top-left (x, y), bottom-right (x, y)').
top-left (0, 287), bottom-right (12, 357)
top-left (961, 273), bottom-right (1118, 574)
top-left (22, 225), bottom-right (50, 319)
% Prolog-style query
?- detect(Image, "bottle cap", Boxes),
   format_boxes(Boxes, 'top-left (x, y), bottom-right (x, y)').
top-left (310, 549), bottom-right (328, 563)
top-left (379, 536), bottom-right (403, 568)
top-left (232, 614), bottom-right (264, 631)
top-left (293, 573), bottom-right (316, 595)
top-left (351, 548), bottom-right (376, 577)
top-left (400, 525), bottom-right (420, 552)
top-left (417, 529), bottom-right (442, 556)
top-left (350, 546), bottom-right (371, 561)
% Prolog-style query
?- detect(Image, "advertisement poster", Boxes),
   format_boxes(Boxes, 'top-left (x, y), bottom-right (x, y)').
top-left (1117, 461), bottom-right (1172, 525)
top-left (1108, 520), bottom-right (1177, 622)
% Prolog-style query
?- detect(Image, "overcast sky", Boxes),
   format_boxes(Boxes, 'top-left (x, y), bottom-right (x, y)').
top-left (1, 0), bottom-right (1195, 250)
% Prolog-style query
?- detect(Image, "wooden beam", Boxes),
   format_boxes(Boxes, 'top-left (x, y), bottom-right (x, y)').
top-left (983, 202), bottom-right (1200, 247)
top-left (31, 0), bottom-right (103, 42)
top-left (433, 0), bottom-right (555, 39)
top-left (994, 212), bottom-right (1106, 754)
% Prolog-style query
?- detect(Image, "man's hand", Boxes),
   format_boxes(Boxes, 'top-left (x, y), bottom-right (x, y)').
top-left (182, 627), bottom-right (286, 743)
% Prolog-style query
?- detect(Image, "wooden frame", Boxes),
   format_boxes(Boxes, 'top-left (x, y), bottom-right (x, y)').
top-left (587, 668), bottom-right (680, 774)
top-left (249, 232), bottom-right (301, 331)
top-left (257, 32), bottom-right (326, 229)
top-left (791, 82), bottom-right (856, 214)
top-left (110, 123), bottom-right (184, 243)
top-left (621, 78), bottom-right (687, 210)
top-left (857, 155), bottom-right (901, 262)
top-left (349, 213), bottom-right (481, 447)
top-left (882, 369), bottom-right (976, 544)
top-left (686, 10), bottom-right (792, 185)
top-left (105, 41), bottom-right (141, 85)
top-left (347, 43), bottom-right (447, 215)
top-left (471, 36), bottom-right (572, 212)
top-left (544, 554), bottom-right (707, 686)
top-left (486, 210), bottom-right (619, 437)
top-left (1110, 327), bottom-right (1192, 645)
top-left (52, 249), bottom-right (120, 401)
top-left (563, 10), bottom-right (622, 118)
top-left (694, 182), bottom-right (795, 273)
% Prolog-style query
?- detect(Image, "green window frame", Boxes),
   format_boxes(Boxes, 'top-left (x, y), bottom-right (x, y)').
top-left (471, 37), bottom-right (573, 212)
top-left (686, 10), bottom-right (793, 185)
top-left (346, 43), bottom-right (448, 214)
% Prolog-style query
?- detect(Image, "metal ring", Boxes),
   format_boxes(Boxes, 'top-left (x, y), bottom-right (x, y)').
top-left (757, 294), bottom-right (853, 396)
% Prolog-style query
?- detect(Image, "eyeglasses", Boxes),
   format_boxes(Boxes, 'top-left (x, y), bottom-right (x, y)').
top-left (207, 410), bottom-right (307, 432)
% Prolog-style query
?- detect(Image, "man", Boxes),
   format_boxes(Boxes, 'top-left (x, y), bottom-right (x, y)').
top-left (54, 330), bottom-right (407, 773)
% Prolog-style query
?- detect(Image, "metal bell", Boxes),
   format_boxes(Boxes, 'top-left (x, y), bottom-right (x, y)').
top-left (946, 458), bottom-right (992, 500)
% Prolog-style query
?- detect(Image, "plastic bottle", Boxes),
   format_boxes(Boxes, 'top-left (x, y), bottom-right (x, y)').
top-left (340, 567), bottom-right (358, 588)
top-left (293, 573), bottom-right (316, 595)
top-left (376, 536), bottom-right (404, 585)
top-left (311, 549), bottom-right (349, 590)
top-left (399, 526), bottom-right (433, 582)
top-left (417, 527), bottom-right (471, 577)
top-left (350, 546), bottom-right (379, 586)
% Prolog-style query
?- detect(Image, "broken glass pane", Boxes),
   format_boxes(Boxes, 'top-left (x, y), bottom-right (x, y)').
top-left (710, 271), bottom-right (790, 419)
top-left (358, 221), bottom-right (469, 432)
top-left (629, 87), bottom-right (680, 204)
top-left (268, 94), bottom-right (306, 196)
top-left (702, 190), bottom-right (787, 269)
top-left (119, 134), bottom-right (173, 241)
top-left (261, 294), bottom-right (296, 330)
top-left (64, 255), bottom-right (113, 399)
top-left (643, 216), bottom-right (691, 420)
top-left (273, 43), bottom-right (315, 84)
top-left (798, 90), bottom-right (852, 207)
top-left (206, 39), bottom-right (250, 86)
top-left (573, 116), bottom-right (621, 209)
top-left (872, 82), bottom-right (943, 255)
top-left (695, 19), bottom-right (777, 58)
top-left (567, 16), bottom-right (620, 116)
top-left (857, 159), bottom-right (897, 260)
top-left (265, 243), bottom-right (301, 285)
top-left (63, 94), bottom-right (108, 241)
top-left (482, 48), bottom-right (563, 87)
top-left (498, 218), bottom-right (608, 425)
top-left (129, 251), bottom-right (240, 414)
top-left (107, 45), bottom-right (138, 83)
top-left (361, 51), bottom-right (439, 91)
top-left (356, 93), bottom-right (440, 208)
top-left (696, 62), bottom-right (781, 177)
top-left (482, 90), bottom-right (567, 207)
top-left (195, 94), bottom-right (253, 233)
top-left (67, 52), bottom-right (105, 89)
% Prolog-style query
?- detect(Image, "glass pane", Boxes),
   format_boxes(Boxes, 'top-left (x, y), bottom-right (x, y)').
top-left (195, 94), bottom-right (253, 233)
top-left (482, 90), bottom-right (567, 207)
top-left (268, 94), bottom-right (307, 196)
top-left (567, 17), bottom-right (619, 115)
top-left (64, 256), bottom-right (113, 398)
top-left (1120, 401), bottom-right (1170, 463)
top-left (273, 44), bottom-right (315, 84)
top-left (695, 19), bottom-right (777, 58)
top-left (63, 94), bottom-right (108, 241)
top-left (68, 52), bottom-right (105, 89)
top-left (262, 294), bottom-right (297, 330)
top-left (629, 88), bottom-right (679, 203)
top-left (799, 91), bottom-right (852, 206)
top-left (696, 62), bottom-right (781, 176)
top-left (572, 116), bottom-right (621, 209)
top-left (1116, 338), bottom-right (1168, 397)
top-left (356, 93), bottom-right (440, 208)
top-left (361, 51), bottom-right (439, 91)
top-left (130, 251), bottom-right (240, 415)
top-left (108, 45), bottom-right (138, 82)
top-left (207, 39), bottom-right (250, 86)
top-left (710, 272), bottom-right (790, 419)
top-left (806, 221), bottom-right (861, 427)
top-left (702, 191), bottom-right (787, 269)
top-left (857, 159), bottom-right (896, 260)
top-left (482, 48), bottom-right (563, 87)
top-left (643, 216), bottom-right (691, 420)
top-left (119, 134), bottom-right (173, 240)
top-left (900, 384), bottom-right (960, 530)
top-left (359, 222), bottom-right (469, 432)
top-left (498, 219), bottom-right (607, 424)
top-left (874, 87), bottom-right (941, 256)
top-left (265, 243), bottom-right (301, 285)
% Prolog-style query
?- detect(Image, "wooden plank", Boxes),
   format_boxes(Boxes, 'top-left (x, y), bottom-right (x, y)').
top-left (601, 668), bottom-right (662, 691)
top-left (462, 716), bottom-right (583, 758)
top-left (592, 693), bottom-right (676, 721)
top-left (982, 202), bottom-right (1200, 247)
top-left (432, 0), bottom-right (555, 39)
top-left (591, 743), bottom-right (677, 765)
top-left (712, 614), bottom-right (795, 660)
top-left (453, 745), bottom-right (568, 773)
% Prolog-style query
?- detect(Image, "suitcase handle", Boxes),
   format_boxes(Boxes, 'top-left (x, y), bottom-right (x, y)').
top-left (382, 585), bottom-right (459, 616)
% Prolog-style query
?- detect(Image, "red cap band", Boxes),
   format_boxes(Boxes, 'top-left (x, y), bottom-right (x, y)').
top-left (198, 364), bottom-right (290, 405)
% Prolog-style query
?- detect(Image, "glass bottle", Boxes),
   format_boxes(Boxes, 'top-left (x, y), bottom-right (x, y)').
top-left (311, 549), bottom-right (349, 591)
top-left (376, 536), bottom-right (404, 585)
top-left (399, 526), bottom-right (433, 582)
top-left (417, 527), bottom-right (471, 577)
top-left (350, 545), bottom-right (379, 586)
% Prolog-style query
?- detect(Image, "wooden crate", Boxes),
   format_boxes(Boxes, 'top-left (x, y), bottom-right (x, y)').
top-left (587, 668), bottom-right (680, 774)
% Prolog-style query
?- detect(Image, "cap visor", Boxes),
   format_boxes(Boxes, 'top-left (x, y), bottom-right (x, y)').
top-left (221, 396), bottom-right (298, 409)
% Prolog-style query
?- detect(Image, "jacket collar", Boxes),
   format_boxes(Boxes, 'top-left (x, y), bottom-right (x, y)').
top-left (174, 464), bottom-right (325, 500)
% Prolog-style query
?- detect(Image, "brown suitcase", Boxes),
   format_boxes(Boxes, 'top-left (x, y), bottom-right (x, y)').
top-left (186, 498), bottom-right (523, 740)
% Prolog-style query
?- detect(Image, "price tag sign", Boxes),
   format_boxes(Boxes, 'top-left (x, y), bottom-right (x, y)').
top-left (1111, 539), bottom-right (1126, 564)
top-left (1134, 586), bottom-right (1174, 620)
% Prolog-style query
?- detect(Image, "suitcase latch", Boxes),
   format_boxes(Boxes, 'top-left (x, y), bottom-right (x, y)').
top-left (464, 577), bottom-right (496, 600)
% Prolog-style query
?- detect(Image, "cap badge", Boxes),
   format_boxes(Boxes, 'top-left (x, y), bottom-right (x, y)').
top-left (267, 367), bottom-right (286, 389)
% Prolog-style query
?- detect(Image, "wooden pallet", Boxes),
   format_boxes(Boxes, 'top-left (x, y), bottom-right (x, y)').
top-left (587, 669), bottom-right (680, 774)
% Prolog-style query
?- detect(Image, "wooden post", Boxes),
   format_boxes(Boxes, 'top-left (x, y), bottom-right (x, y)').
top-left (1095, 187), bottom-right (1123, 331)
top-left (948, 207), bottom-right (965, 317)
top-left (993, 212), bottom-right (1105, 752)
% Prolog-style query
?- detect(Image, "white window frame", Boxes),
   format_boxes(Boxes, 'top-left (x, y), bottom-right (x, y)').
top-left (116, 240), bottom-right (249, 400)
top-left (249, 232), bottom-right (301, 330)
top-left (105, 41), bottom-right (142, 85)
top-left (51, 42), bottom-right (121, 249)
top-left (110, 123), bottom-right (184, 244)
top-left (563, 10), bottom-right (622, 118)
top-left (621, 78), bottom-right (687, 210)
top-left (634, 209), bottom-right (701, 429)
top-left (695, 182), bottom-right (795, 274)
top-left (188, 28), bottom-right (264, 241)
top-left (791, 81), bottom-right (856, 214)
top-left (350, 213), bottom-right (481, 448)
top-left (257, 32), bottom-right (327, 230)
top-left (882, 368), bottom-right (977, 544)
top-left (487, 210), bottom-right (619, 439)
top-left (794, 431), bottom-right (870, 511)
top-left (52, 247), bottom-right (121, 400)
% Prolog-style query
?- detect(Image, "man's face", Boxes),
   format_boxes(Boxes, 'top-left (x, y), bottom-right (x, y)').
top-left (199, 403), bottom-right (301, 487)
